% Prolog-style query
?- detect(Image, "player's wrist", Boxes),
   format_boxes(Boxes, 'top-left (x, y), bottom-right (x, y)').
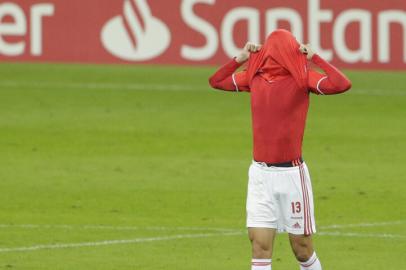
top-left (232, 57), bottom-right (244, 68)
top-left (235, 54), bottom-right (249, 64)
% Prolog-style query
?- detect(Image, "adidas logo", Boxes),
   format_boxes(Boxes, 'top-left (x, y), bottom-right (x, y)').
top-left (293, 222), bottom-right (301, 229)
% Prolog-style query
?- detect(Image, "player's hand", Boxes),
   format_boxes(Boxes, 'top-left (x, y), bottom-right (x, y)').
top-left (299, 44), bottom-right (315, 60)
top-left (236, 42), bottom-right (262, 63)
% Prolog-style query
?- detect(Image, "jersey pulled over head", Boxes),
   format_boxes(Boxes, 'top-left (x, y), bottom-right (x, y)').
top-left (247, 29), bottom-right (308, 91)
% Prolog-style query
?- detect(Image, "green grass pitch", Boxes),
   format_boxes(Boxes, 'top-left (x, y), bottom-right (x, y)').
top-left (0, 62), bottom-right (405, 269)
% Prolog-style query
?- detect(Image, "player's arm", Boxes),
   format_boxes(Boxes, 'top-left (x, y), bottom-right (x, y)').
top-left (208, 42), bottom-right (261, 92)
top-left (208, 60), bottom-right (250, 92)
top-left (300, 44), bottom-right (352, 95)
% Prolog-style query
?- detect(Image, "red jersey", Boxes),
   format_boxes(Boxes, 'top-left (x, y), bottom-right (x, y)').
top-left (209, 54), bottom-right (352, 163)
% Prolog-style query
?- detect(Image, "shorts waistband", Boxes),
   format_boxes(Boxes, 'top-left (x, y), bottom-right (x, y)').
top-left (254, 157), bottom-right (303, 168)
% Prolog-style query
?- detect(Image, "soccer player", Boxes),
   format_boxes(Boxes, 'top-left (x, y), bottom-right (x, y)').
top-left (208, 29), bottom-right (351, 270)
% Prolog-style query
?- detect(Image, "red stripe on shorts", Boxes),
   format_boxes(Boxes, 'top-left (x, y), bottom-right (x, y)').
top-left (303, 165), bottom-right (313, 234)
top-left (300, 165), bottom-right (313, 235)
top-left (299, 165), bottom-right (308, 235)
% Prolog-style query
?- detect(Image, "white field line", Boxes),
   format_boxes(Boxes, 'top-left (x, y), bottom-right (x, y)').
top-left (0, 220), bottom-right (404, 233)
top-left (319, 220), bottom-right (406, 230)
top-left (0, 230), bottom-right (404, 254)
top-left (0, 221), bottom-right (405, 253)
top-left (0, 231), bottom-right (243, 253)
top-left (0, 224), bottom-right (240, 233)
top-left (0, 81), bottom-right (202, 91)
top-left (0, 80), bottom-right (405, 96)
top-left (318, 231), bottom-right (406, 239)
top-left (350, 89), bottom-right (406, 96)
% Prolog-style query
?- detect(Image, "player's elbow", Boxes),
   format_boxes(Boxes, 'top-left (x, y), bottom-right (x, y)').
top-left (323, 80), bottom-right (352, 95)
top-left (340, 80), bottom-right (352, 93)
top-left (208, 76), bottom-right (216, 88)
top-left (333, 79), bottom-right (352, 94)
top-left (208, 76), bottom-right (221, 90)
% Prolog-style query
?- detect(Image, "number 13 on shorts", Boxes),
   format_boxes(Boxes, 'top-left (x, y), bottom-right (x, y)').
top-left (291, 201), bottom-right (302, 214)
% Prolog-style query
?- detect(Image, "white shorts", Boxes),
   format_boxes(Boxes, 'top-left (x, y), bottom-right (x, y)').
top-left (246, 161), bottom-right (316, 235)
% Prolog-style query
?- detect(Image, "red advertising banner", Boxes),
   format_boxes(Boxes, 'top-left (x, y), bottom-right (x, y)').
top-left (0, 0), bottom-right (405, 69)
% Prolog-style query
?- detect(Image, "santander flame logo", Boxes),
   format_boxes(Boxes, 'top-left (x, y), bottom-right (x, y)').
top-left (101, 0), bottom-right (171, 61)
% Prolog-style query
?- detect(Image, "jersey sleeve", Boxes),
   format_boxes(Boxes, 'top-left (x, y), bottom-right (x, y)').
top-left (232, 71), bottom-right (249, 92)
top-left (208, 59), bottom-right (250, 92)
top-left (308, 54), bottom-right (352, 95)
top-left (308, 70), bottom-right (329, 95)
